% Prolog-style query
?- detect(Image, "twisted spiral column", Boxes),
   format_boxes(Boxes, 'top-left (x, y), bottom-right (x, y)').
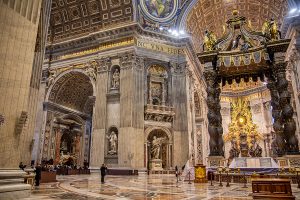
top-left (204, 69), bottom-right (224, 156)
top-left (267, 77), bottom-right (285, 156)
top-left (273, 64), bottom-right (299, 154)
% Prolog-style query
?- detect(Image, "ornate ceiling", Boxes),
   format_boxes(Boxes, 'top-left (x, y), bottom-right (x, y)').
top-left (49, 0), bottom-right (133, 43)
top-left (48, 71), bottom-right (93, 114)
top-left (186, 0), bottom-right (288, 52)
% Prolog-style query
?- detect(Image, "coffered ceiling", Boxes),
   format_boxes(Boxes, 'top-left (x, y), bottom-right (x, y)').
top-left (186, 0), bottom-right (288, 52)
top-left (49, 0), bottom-right (133, 43)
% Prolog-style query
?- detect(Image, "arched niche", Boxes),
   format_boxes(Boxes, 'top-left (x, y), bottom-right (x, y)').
top-left (42, 71), bottom-right (94, 167)
top-left (110, 65), bottom-right (120, 90)
top-left (144, 127), bottom-right (173, 169)
top-left (106, 126), bottom-right (118, 156)
top-left (147, 65), bottom-right (169, 106)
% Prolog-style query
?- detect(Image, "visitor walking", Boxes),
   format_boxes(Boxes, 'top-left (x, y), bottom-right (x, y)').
top-left (35, 163), bottom-right (42, 186)
top-left (175, 165), bottom-right (179, 182)
top-left (100, 164), bottom-right (107, 183)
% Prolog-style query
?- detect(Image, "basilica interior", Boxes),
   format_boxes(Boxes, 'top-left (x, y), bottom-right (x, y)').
top-left (1, 0), bottom-right (300, 199)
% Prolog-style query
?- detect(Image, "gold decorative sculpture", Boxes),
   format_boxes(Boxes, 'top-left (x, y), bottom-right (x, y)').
top-left (224, 98), bottom-right (262, 158)
top-left (203, 30), bottom-right (217, 51)
top-left (262, 18), bottom-right (281, 41)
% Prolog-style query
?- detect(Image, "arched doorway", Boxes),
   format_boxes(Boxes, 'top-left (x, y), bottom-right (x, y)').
top-left (41, 70), bottom-right (94, 166)
top-left (145, 127), bottom-right (172, 170)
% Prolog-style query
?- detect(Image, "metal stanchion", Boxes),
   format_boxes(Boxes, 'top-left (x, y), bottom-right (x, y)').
top-left (242, 172), bottom-right (247, 188)
top-left (218, 168), bottom-right (223, 187)
top-left (210, 172), bottom-right (214, 186)
top-left (226, 168), bottom-right (230, 187)
top-left (296, 169), bottom-right (300, 188)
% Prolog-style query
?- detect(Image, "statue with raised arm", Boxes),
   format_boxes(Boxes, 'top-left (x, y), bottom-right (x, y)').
top-left (151, 136), bottom-right (166, 159)
top-left (112, 69), bottom-right (120, 89)
top-left (107, 131), bottom-right (118, 155)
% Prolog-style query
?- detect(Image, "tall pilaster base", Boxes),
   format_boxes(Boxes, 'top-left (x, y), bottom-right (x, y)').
top-left (276, 155), bottom-right (300, 167)
top-left (207, 156), bottom-right (225, 168)
top-left (0, 169), bottom-right (31, 200)
top-left (194, 164), bottom-right (207, 183)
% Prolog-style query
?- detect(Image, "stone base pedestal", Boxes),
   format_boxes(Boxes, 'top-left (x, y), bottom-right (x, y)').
top-left (0, 169), bottom-right (31, 199)
top-left (150, 159), bottom-right (163, 170)
top-left (207, 156), bottom-right (225, 168)
top-left (287, 155), bottom-right (300, 167)
top-left (194, 164), bottom-right (207, 183)
top-left (276, 157), bottom-right (289, 167)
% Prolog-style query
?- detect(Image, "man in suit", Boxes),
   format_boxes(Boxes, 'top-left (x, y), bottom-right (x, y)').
top-left (35, 163), bottom-right (42, 186)
top-left (100, 164), bottom-right (107, 183)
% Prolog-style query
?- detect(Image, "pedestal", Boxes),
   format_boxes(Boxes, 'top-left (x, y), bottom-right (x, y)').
top-left (207, 156), bottom-right (225, 168)
top-left (0, 169), bottom-right (31, 199)
top-left (194, 164), bottom-right (207, 183)
top-left (284, 155), bottom-right (300, 167)
top-left (277, 157), bottom-right (289, 167)
top-left (150, 159), bottom-right (163, 170)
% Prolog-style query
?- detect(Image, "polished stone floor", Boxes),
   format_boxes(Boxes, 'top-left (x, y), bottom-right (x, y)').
top-left (22, 173), bottom-right (300, 200)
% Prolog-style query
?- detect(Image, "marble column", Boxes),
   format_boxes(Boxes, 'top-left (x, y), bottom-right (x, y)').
top-left (90, 58), bottom-right (110, 169)
top-left (204, 69), bottom-right (224, 157)
top-left (54, 128), bottom-right (62, 165)
top-left (0, 1), bottom-right (42, 198)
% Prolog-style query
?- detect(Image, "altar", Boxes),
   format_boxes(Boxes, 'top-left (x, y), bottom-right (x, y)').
top-left (229, 157), bottom-right (279, 174)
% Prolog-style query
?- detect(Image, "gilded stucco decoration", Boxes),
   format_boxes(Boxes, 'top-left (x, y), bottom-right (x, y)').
top-left (224, 98), bottom-right (263, 158)
top-left (48, 71), bottom-right (93, 114)
top-left (187, 0), bottom-right (287, 52)
top-left (49, 0), bottom-right (133, 43)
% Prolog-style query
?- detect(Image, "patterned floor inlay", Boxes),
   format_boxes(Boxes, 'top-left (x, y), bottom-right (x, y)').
top-left (21, 174), bottom-right (300, 200)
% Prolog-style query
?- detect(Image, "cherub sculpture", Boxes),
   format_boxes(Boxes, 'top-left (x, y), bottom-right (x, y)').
top-left (203, 30), bottom-right (217, 51)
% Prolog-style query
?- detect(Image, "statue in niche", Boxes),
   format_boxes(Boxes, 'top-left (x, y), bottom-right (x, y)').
top-left (111, 69), bottom-right (120, 89)
top-left (151, 136), bottom-right (166, 159)
top-left (107, 131), bottom-right (118, 155)
top-left (249, 137), bottom-right (262, 157)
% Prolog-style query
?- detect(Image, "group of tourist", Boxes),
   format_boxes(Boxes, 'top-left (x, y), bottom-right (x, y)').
top-left (19, 159), bottom-right (90, 187)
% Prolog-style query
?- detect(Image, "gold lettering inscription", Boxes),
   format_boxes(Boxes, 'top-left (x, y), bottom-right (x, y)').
top-left (135, 39), bottom-right (184, 55)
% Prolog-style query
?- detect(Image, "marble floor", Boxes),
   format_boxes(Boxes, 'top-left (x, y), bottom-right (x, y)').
top-left (22, 174), bottom-right (300, 200)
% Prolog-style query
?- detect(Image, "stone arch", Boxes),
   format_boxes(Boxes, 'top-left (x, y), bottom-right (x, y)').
top-left (46, 70), bottom-right (94, 114)
top-left (46, 68), bottom-right (96, 102)
top-left (144, 126), bottom-right (172, 143)
top-left (177, 0), bottom-right (198, 31)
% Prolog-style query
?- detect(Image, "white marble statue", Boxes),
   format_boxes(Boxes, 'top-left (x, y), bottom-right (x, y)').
top-left (107, 131), bottom-right (118, 155)
top-left (47, 71), bottom-right (57, 87)
top-left (112, 69), bottom-right (120, 89)
top-left (151, 136), bottom-right (166, 159)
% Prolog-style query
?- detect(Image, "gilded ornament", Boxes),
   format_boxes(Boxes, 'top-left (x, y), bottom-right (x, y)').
top-left (203, 30), bottom-right (217, 51)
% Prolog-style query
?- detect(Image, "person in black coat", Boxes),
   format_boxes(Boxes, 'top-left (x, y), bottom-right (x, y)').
top-left (35, 164), bottom-right (42, 186)
top-left (100, 164), bottom-right (107, 183)
top-left (19, 162), bottom-right (26, 171)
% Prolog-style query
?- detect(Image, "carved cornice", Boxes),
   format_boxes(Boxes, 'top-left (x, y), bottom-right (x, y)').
top-left (144, 104), bottom-right (175, 123)
top-left (97, 57), bottom-right (111, 73)
top-left (44, 101), bottom-right (91, 120)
